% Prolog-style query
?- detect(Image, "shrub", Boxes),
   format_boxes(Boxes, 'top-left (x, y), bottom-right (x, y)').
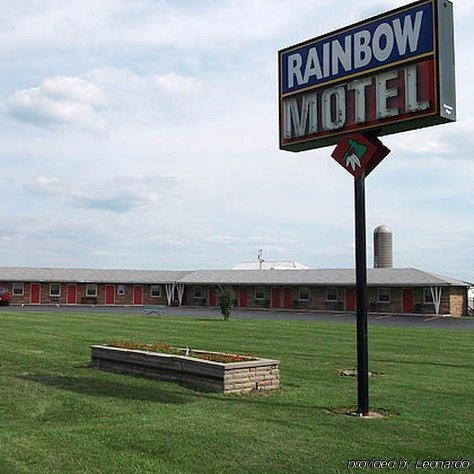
top-left (218, 288), bottom-right (235, 321)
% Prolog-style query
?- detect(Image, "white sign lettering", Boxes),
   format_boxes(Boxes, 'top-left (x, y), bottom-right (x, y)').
top-left (286, 11), bottom-right (423, 90)
top-left (283, 64), bottom-right (429, 139)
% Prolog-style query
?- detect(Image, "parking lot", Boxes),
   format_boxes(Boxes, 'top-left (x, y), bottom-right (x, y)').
top-left (2, 304), bottom-right (473, 329)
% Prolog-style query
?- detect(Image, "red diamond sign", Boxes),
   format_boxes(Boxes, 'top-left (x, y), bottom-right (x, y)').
top-left (331, 134), bottom-right (390, 178)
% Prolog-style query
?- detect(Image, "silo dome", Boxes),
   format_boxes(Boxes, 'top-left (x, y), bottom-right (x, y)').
top-left (373, 225), bottom-right (393, 269)
top-left (374, 225), bottom-right (392, 233)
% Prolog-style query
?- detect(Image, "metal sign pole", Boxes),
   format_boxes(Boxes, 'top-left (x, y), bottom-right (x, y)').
top-left (354, 172), bottom-right (369, 416)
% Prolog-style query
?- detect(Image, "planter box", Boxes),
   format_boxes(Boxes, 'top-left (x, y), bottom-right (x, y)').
top-left (90, 345), bottom-right (280, 394)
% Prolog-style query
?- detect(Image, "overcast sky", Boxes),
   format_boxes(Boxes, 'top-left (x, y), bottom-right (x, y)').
top-left (0, 0), bottom-right (472, 281)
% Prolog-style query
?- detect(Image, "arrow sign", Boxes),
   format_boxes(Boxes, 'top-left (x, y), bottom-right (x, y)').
top-left (331, 134), bottom-right (390, 178)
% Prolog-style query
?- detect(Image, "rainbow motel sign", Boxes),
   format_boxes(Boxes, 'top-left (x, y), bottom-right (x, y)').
top-left (278, 0), bottom-right (455, 416)
top-left (278, 0), bottom-right (456, 152)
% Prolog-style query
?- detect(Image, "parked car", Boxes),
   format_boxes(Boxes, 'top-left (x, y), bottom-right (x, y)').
top-left (0, 288), bottom-right (11, 305)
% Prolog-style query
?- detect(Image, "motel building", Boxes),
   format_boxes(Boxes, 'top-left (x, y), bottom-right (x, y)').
top-left (0, 266), bottom-right (469, 317)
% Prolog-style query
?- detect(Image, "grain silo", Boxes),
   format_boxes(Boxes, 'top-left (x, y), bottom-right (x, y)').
top-left (373, 225), bottom-right (393, 268)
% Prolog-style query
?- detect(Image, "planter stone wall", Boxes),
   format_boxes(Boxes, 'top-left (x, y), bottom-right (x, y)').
top-left (90, 345), bottom-right (280, 394)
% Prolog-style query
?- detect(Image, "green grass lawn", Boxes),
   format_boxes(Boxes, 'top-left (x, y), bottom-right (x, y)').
top-left (0, 311), bottom-right (472, 473)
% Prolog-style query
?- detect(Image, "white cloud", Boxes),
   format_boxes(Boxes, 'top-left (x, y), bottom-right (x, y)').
top-left (6, 76), bottom-right (106, 132)
top-left (24, 174), bottom-right (177, 213)
top-left (0, 0), bottom-right (472, 278)
top-left (71, 68), bottom-right (204, 129)
top-left (86, 68), bottom-right (202, 97)
top-left (154, 73), bottom-right (201, 95)
top-left (148, 235), bottom-right (185, 246)
top-left (207, 235), bottom-right (297, 245)
top-left (0, 0), bottom-right (333, 51)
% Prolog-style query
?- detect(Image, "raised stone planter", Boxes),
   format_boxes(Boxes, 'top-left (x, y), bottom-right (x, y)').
top-left (90, 345), bottom-right (280, 394)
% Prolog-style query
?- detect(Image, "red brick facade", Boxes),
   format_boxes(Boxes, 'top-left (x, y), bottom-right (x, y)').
top-left (184, 284), bottom-right (468, 316)
top-left (1, 281), bottom-right (468, 316)
top-left (3, 282), bottom-right (168, 306)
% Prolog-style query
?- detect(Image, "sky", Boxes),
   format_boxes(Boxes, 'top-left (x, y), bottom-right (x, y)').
top-left (0, 0), bottom-right (472, 281)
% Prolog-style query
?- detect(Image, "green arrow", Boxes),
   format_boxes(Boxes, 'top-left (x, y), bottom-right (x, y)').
top-left (348, 139), bottom-right (367, 159)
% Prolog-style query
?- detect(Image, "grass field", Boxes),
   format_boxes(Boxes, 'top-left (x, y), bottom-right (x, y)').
top-left (0, 310), bottom-right (472, 473)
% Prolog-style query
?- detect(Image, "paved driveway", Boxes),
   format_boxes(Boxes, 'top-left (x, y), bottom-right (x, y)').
top-left (1, 304), bottom-right (473, 329)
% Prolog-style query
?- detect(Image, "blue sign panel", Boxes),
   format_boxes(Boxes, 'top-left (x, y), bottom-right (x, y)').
top-left (280, 1), bottom-right (434, 95)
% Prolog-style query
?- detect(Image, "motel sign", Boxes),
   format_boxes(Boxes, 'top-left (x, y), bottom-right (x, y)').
top-left (278, 0), bottom-right (456, 416)
top-left (278, 0), bottom-right (456, 151)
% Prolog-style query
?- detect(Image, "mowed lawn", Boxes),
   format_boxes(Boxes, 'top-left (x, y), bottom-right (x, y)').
top-left (0, 311), bottom-right (472, 473)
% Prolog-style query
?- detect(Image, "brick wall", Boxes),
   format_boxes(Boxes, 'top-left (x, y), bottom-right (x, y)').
top-left (449, 287), bottom-right (468, 317)
top-left (4, 282), bottom-right (170, 306)
top-left (1, 280), bottom-right (468, 315)
top-left (114, 284), bottom-right (133, 305)
top-left (185, 285), bottom-right (414, 312)
top-left (185, 285), bottom-right (209, 306)
top-left (234, 286), bottom-right (343, 312)
top-left (412, 287), bottom-right (451, 315)
top-left (142, 284), bottom-right (167, 306)
top-left (181, 284), bottom-right (468, 316)
top-left (185, 285), bottom-right (243, 307)
top-left (245, 286), bottom-right (271, 308)
top-left (4, 282), bottom-right (30, 305)
top-left (367, 287), bottom-right (402, 313)
top-left (40, 282), bottom-right (67, 304)
top-left (288, 286), bottom-right (346, 311)
top-left (76, 283), bottom-right (87, 304)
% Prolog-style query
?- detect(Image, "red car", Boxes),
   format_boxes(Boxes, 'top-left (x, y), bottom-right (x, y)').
top-left (0, 288), bottom-right (11, 305)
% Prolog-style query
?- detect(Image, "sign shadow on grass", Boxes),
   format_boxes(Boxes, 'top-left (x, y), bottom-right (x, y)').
top-left (371, 358), bottom-right (474, 370)
top-left (16, 374), bottom-right (191, 405)
top-left (16, 374), bottom-right (345, 414)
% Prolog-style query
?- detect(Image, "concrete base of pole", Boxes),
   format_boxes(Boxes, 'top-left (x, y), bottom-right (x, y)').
top-left (329, 408), bottom-right (387, 419)
top-left (352, 411), bottom-right (385, 419)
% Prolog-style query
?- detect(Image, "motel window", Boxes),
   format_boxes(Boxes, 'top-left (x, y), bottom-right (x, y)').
top-left (423, 288), bottom-right (433, 304)
top-left (12, 282), bottom-right (24, 296)
top-left (299, 287), bottom-right (310, 301)
top-left (193, 287), bottom-right (204, 298)
top-left (50, 283), bottom-right (61, 297)
top-left (255, 287), bottom-right (265, 300)
top-left (86, 284), bottom-right (97, 297)
top-left (378, 288), bottom-right (390, 303)
top-left (326, 287), bottom-right (338, 302)
top-left (117, 284), bottom-right (125, 296)
top-left (150, 285), bottom-right (161, 297)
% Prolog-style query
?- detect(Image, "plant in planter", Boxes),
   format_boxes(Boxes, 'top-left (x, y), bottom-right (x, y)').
top-left (109, 341), bottom-right (253, 362)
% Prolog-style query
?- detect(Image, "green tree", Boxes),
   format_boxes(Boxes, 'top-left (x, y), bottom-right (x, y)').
top-left (218, 288), bottom-right (235, 321)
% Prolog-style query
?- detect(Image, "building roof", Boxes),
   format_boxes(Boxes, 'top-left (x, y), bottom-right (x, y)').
top-left (0, 266), bottom-right (469, 287)
top-left (233, 261), bottom-right (309, 270)
top-left (178, 268), bottom-right (470, 287)
top-left (0, 267), bottom-right (192, 284)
